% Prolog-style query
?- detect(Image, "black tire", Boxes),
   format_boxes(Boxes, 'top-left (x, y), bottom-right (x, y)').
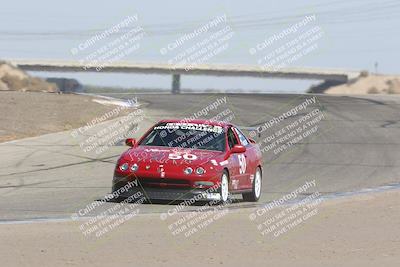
top-left (242, 167), bottom-right (262, 202)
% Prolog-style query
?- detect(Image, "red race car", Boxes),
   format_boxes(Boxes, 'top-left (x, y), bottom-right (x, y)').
top-left (112, 119), bottom-right (263, 202)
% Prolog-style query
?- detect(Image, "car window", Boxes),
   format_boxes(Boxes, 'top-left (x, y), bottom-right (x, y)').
top-left (227, 127), bottom-right (239, 149)
top-left (139, 122), bottom-right (226, 152)
top-left (234, 127), bottom-right (249, 146)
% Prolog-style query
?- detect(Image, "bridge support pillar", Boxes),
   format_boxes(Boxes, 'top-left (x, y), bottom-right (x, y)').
top-left (172, 74), bottom-right (180, 94)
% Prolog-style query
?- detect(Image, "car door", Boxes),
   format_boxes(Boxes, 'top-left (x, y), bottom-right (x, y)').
top-left (227, 127), bottom-right (249, 190)
top-left (233, 127), bottom-right (254, 189)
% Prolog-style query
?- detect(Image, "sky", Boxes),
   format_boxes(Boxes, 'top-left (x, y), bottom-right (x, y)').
top-left (0, 0), bottom-right (399, 92)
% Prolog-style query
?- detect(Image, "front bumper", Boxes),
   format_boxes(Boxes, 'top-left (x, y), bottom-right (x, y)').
top-left (112, 171), bottom-right (222, 201)
top-left (112, 179), bottom-right (220, 201)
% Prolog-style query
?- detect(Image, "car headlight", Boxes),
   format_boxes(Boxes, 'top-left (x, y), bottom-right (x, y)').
top-left (119, 163), bottom-right (129, 171)
top-left (195, 167), bottom-right (205, 175)
top-left (184, 167), bottom-right (193, 175)
top-left (130, 163), bottom-right (139, 172)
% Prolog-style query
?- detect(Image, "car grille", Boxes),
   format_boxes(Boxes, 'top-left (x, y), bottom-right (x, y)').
top-left (137, 177), bottom-right (190, 188)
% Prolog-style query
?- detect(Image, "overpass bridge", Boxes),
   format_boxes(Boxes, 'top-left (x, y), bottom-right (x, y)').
top-left (9, 59), bottom-right (361, 93)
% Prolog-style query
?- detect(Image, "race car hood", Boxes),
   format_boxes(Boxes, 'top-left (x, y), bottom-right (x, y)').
top-left (119, 145), bottom-right (225, 166)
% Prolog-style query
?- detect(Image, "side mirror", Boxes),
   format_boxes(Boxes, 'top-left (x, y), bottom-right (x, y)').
top-left (125, 138), bottom-right (136, 147)
top-left (231, 144), bottom-right (246, 154)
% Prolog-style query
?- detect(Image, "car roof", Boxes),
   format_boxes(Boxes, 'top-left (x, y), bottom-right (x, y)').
top-left (158, 119), bottom-right (233, 128)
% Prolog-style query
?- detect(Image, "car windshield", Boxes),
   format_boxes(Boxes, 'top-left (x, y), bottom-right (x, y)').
top-left (139, 122), bottom-right (226, 152)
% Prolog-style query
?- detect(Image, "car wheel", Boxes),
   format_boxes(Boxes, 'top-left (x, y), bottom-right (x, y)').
top-left (218, 171), bottom-right (230, 203)
top-left (242, 167), bottom-right (262, 202)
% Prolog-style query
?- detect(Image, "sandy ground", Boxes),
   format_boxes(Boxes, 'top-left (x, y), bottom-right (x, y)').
top-left (0, 189), bottom-right (399, 267)
top-left (325, 74), bottom-right (400, 95)
top-left (0, 61), bottom-right (57, 92)
top-left (0, 91), bottom-right (131, 142)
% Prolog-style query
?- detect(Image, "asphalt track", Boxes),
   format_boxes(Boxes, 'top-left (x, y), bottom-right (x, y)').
top-left (0, 93), bottom-right (399, 221)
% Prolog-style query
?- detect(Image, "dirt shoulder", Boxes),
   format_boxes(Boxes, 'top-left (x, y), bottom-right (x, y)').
top-left (0, 91), bottom-right (131, 142)
top-left (0, 189), bottom-right (399, 267)
top-left (310, 74), bottom-right (400, 95)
